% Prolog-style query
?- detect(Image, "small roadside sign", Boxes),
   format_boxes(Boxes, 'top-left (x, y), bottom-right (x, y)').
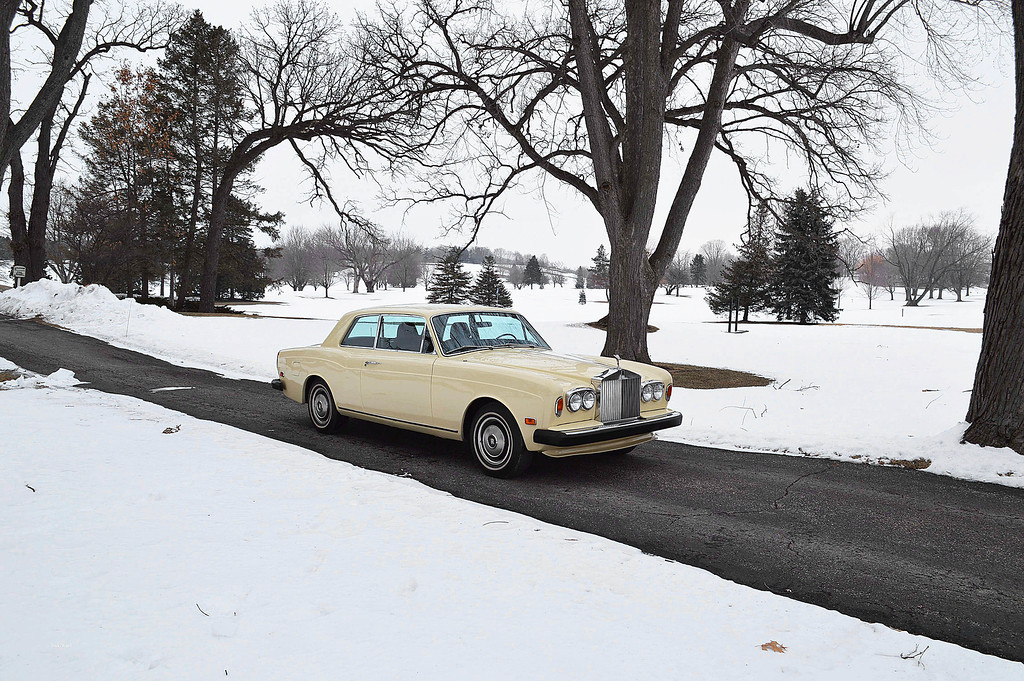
top-left (12, 266), bottom-right (26, 278)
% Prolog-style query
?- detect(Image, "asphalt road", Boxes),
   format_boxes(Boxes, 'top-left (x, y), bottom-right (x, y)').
top-left (2, 316), bottom-right (1023, 662)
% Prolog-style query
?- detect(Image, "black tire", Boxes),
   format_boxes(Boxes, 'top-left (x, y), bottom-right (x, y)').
top-left (468, 403), bottom-right (534, 478)
top-left (306, 379), bottom-right (345, 433)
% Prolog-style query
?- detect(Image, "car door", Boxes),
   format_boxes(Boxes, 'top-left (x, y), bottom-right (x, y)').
top-left (359, 314), bottom-right (436, 425)
top-left (325, 313), bottom-right (381, 412)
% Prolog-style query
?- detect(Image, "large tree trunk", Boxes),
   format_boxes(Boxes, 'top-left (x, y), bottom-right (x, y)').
top-left (198, 168), bottom-right (241, 312)
top-left (25, 109), bottom-right (56, 282)
top-left (963, 0), bottom-right (1024, 454)
top-left (7, 148), bottom-right (27, 268)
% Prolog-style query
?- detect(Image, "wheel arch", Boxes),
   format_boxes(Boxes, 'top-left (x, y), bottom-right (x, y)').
top-left (302, 375), bottom-right (326, 404)
top-left (462, 397), bottom-right (509, 441)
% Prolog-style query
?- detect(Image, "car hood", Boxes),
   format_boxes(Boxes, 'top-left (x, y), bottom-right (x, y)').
top-left (458, 348), bottom-right (621, 384)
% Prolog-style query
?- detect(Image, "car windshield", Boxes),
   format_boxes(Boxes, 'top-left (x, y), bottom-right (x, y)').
top-left (431, 311), bottom-right (550, 355)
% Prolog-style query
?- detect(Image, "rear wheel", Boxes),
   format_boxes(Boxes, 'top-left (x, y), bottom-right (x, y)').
top-left (469, 403), bottom-right (533, 478)
top-left (306, 379), bottom-right (345, 433)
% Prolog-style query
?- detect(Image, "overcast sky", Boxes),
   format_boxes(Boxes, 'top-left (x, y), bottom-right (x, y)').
top-left (89, 1), bottom-right (1023, 266)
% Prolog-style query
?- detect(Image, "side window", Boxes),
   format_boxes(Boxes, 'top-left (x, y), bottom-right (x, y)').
top-left (377, 315), bottom-right (426, 352)
top-left (341, 315), bottom-right (380, 348)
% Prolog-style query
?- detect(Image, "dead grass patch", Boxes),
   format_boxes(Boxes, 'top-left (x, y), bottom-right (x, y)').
top-left (588, 315), bottom-right (659, 333)
top-left (656, 362), bottom-right (773, 390)
top-left (0, 369), bottom-right (20, 382)
top-left (883, 457), bottom-right (932, 470)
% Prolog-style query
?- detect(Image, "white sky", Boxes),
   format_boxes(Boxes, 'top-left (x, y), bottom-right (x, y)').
top-left (25, 0), bottom-right (1018, 268)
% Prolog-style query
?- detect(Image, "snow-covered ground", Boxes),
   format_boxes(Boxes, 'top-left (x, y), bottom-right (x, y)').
top-left (2, 362), bottom-right (1020, 679)
top-left (1, 278), bottom-right (1020, 488)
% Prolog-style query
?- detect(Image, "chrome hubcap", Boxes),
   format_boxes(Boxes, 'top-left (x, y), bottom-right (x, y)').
top-left (475, 415), bottom-right (510, 469)
top-left (310, 387), bottom-right (331, 425)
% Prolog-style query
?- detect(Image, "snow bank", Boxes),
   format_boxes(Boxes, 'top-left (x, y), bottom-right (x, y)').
top-left (2, 370), bottom-right (1020, 680)
top-left (0, 366), bottom-right (81, 390)
top-left (0, 279), bottom-right (329, 380)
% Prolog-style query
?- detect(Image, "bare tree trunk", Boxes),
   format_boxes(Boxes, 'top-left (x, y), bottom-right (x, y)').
top-left (199, 167), bottom-right (242, 311)
top-left (7, 148), bottom-right (27, 268)
top-left (25, 108), bottom-right (57, 282)
top-left (964, 0), bottom-right (1024, 454)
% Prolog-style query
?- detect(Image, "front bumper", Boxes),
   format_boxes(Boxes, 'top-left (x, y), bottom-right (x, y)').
top-left (533, 410), bottom-right (682, 447)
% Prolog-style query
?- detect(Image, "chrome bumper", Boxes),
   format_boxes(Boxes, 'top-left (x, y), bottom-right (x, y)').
top-left (533, 411), bottom-right (682, 447)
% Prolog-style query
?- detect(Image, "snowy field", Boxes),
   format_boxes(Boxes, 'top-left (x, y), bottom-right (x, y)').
top-left (1, 277), bottom-right (1020, 488)
top-left (2, 361), bottom-right (1020, 679)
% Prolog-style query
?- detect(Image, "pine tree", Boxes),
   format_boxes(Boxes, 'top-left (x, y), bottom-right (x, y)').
top-left (690, 253), bottom-right (707, 286)
top-left (523, 254), bottom-right (545, 288)
top-left (770, 188), bottom-right (840, 324)
top-left (575, 266), bottom-right (587, 289)
top-left (469, 255), bottom-right (513, 307)
top-left (589, 245), bottom-right (609, 289)
top-left (707, 205), bottom-right (774, 320)
top-left (426, 247), bottom-right (472, 304)
top-left (578, 288), bottom-right (587, 304)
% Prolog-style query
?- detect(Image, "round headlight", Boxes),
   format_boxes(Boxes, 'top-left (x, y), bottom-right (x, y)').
top-left (653, 383), bottom-right (664, 401)
top-left (582, 390), bottom-right (596, 410)
top-left (568, 392), bottom-right (583, 412)
top-left (641, 383), bottom-right (654, 402)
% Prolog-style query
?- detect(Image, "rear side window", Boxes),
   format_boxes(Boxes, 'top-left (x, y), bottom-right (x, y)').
top-left (341, 315), bottom-right (380, 347)
top-left (378, 314), bottom-right (427, 352)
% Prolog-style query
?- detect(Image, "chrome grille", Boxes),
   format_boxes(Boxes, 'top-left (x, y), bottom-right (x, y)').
top-left (599, 372), bottom-right (641, 423)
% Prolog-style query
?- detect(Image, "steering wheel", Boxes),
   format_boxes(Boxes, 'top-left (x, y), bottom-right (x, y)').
top-left (496, 333), bottom-right (520, 341)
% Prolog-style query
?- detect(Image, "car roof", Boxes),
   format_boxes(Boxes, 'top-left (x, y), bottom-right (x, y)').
top-left (345, 304), bottom-right (523, 318)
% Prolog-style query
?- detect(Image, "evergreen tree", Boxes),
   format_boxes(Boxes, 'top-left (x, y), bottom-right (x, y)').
top-left (469, 255), bottom-right (513, 307)
top-left (770, 188), bottom-right (840, 324)
top-left (575, 265), bottom-right (587, 289)
top-left (426, 247), bottom-right (472, 304)
top-left (707, 205), bottom-right (774, 320)
top-left (589, 245), bottom-right (609, 289)
top-left (578, 288), bottom-right (587, 304)
top-left (523, 254), bottom-right (545, 288)
top-left (690, 253), bottom-right (707, 286)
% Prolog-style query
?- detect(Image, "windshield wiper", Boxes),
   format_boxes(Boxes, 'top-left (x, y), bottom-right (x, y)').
top-left (451, 344), bottom-right (494, 354)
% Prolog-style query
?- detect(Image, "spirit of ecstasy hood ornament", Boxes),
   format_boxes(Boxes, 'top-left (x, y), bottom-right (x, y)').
top-left (614, 354), bottom-right (621, 370)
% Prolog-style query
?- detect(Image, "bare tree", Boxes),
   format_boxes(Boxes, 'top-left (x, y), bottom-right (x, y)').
top-left (699, 240), bottom-right (732, 287)
top-left (197, 0), bottom-right (423, 311)
top-left (945, 230), bottom-right (993, 301)
top-left (883, 211), bottom-right (989, 306)
top-left (310, 224), bottom-right (341, 297)
top-left (1, 0), bottom-right (91, 189)
top-left (7, 0), bottom-right (179, 282)
top-left (275, 225), bottom-right (314, 291)
top-left (327, 214), bottom-right (412, 293)
top-left (855, 251), bottom-right (891, 310)
top-left (663, 250), bottom-right (691, 295)
top-left (385, 236), bottom-right (424, 291)
top-left (364, 0), bottom-right (1000, 361)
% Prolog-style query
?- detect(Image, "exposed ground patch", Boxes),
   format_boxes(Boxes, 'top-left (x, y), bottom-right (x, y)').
top-left (588, 315), bottom-right (659, 333)
top-left (656, 362), bottom-right (773, 390)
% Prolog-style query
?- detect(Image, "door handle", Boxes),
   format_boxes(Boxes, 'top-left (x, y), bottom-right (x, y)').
top-left (364, 361), bottom-right (381, 366)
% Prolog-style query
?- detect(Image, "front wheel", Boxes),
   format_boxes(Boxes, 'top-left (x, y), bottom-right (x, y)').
top-left (307, 379), bottom-right (345, 433)
top-left (469, 404), bottom-right (533, 478)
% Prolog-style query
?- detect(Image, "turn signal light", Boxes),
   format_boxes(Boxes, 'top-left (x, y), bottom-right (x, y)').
top-left (554, 396), bottom-right (564, 417)
top-left (524, 418), bottom-right (537, 426)
top-left (666, 385), bottom-right (673, 401)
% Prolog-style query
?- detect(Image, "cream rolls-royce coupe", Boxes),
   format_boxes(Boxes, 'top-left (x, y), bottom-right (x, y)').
top-left (271, 305), bottom-right (682, 478)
